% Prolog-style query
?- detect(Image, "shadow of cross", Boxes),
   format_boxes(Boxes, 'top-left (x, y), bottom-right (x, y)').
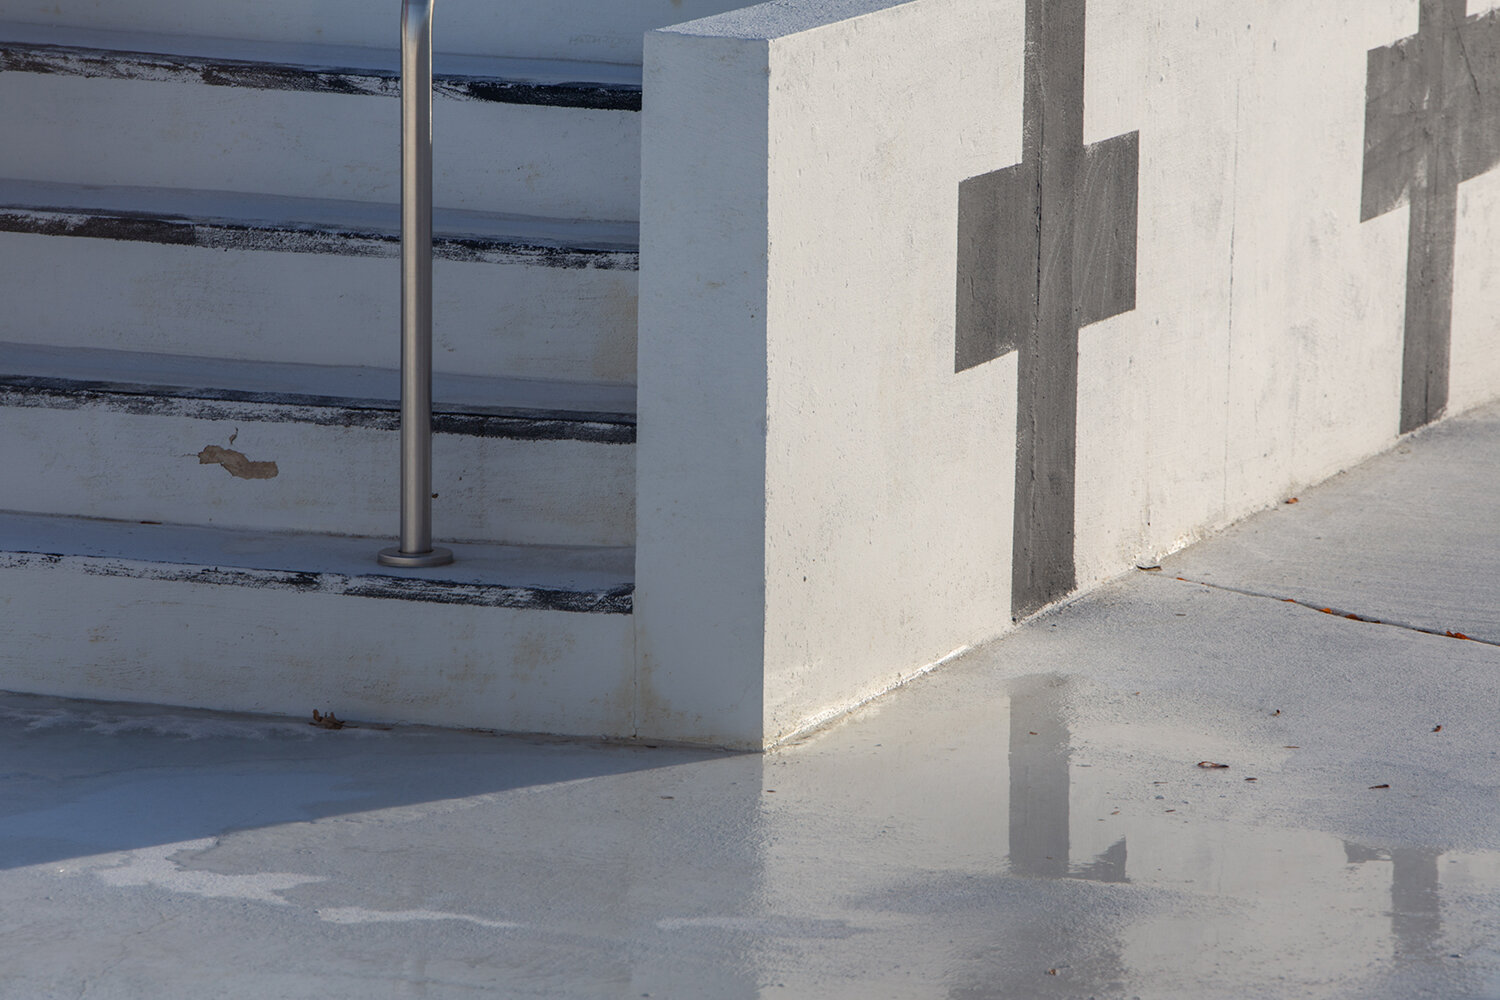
top-left (955, 0), bottom-right (1139, 620)
top-left (1363, 0), bottom-right (1500, 433)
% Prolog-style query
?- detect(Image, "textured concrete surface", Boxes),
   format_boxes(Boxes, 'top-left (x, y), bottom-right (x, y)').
top-left (1167, 399), bottom-right (1500, 645)
top-left (2, 401), bottom-right (1498, 998)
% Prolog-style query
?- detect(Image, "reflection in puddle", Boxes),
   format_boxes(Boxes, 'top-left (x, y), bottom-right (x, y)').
top-left (1008, 674), bottom-right (1127, 884)
top-left (9, 680), bottom-right (1492, 998)
top-left (1344, 843), bottom-right (1445, 964)
top-left (992, 674), bottom-right (1500, 997)
top-left (747, 671), bottom-right (1500, 996)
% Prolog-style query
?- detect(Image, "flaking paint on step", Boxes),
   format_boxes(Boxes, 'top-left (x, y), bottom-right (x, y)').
top-left (198, 444), bottom-right (278, 480)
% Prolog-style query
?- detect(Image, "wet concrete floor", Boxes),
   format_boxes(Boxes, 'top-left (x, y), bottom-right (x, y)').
top-left (1, 403), bottom-right (1498, 998)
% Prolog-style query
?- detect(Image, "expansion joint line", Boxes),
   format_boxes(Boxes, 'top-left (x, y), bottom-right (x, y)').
top-left (1147, 571), bottom-right (1500, 649)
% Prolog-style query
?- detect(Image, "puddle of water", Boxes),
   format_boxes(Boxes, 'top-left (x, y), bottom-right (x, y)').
top-left (2, 679), bottom-right (1495, 1000)
top-left (747, 673), bottom-right (1500, 999)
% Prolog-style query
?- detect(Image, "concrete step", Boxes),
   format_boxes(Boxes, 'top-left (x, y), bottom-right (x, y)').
top-left (0, 510), bottom-right (637, 735)
top-left (0, 345), bottom-right (636, 547)
top-left (0, 181), bottom-right (639, 383)
top-left (0, 28), bottom-right (642, 221)
top-left (0, 1), bottom-right (751, 64)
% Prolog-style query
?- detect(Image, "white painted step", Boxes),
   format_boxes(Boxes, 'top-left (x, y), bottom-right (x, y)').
top-left (0, 0), bottom-right (752, 64)
top-left (0, 181), bottom-right (639, 383)
top-left (0, 29), bottom-right (642, 221)
top-left (0, 345), bottom-right (635, 547)
top-left (0, 511), bottom-right (637, 737)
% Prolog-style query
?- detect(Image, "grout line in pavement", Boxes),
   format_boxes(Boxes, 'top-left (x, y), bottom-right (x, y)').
top-left (1147, 571), bottom-right (1500, 650)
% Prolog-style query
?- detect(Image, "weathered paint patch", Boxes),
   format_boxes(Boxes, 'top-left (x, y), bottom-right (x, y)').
top-left (197, 445), bottom-right (278, 480)
top-left (1362, 2), bottom-right (1500, 432)
top-left (0, 40), bottom-right (643, 111)
top-left (954, 0), bottom-right (1140, 619)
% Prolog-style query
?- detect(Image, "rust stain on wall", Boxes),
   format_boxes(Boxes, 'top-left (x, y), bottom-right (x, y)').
top-left (197, 445), bottom-right (278, 480)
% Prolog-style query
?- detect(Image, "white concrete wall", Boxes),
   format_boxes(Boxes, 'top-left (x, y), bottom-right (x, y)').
top-left (1071, 3), bottom-right (1416, 589)
top-left (636, 26), bottom-right (774, 746)
top-left (639, 0), bottom-right (1025, 747)
top-left (638, 0), bottom-right (1500, 747)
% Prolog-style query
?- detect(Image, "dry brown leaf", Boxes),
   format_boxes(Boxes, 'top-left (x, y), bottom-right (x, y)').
top-left (1369, 783), bottom-right (1391, 790)
top-left (1197, 761), bottom-right (1230, 769)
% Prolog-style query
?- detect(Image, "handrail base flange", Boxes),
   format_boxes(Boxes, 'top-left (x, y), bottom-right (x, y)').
top-left (378, 546), bottom-right (455, 568)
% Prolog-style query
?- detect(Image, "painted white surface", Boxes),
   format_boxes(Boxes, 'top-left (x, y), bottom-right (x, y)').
top-left (0, 344), bottom-right (636, 418)
top-left (638, 0), bottom-right (1023, 747)
top-left (637, 0), bottom-right (1500, 746)
top-left (0, 73), bottom-right (641, 221)
top-left (0, 564), bottom-right (636, 736)
top-left (0, 402), bottom-right (634, 547)
top-left (635, 28), bottom-right (771, 746)
top-left (0, 510), bottom-right (636, 597)
top-left (1451, 166), bottom-right (1500, 416)
top-left (0, 232), bottom-right (638, 384)
top-left (757, 1), bottom-right (1024, 743)
top-left (0, 0), bottom-right (755, 64)
top-left (1072, 2), bottom-right (1414, 591)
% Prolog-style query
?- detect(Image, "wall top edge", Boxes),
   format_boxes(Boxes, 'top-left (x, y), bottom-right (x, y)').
top-left (655, 0), bottom-right (923, 43)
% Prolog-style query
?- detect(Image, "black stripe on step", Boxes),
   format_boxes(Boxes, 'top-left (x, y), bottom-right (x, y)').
top-left (0, 206), bottom-right (639, 270)
top-left (0, 550), bottom-right (634, 614)
top-left (0, 40), bottom-right (643, 111)
top-left (0, 379), bottom-right (637, 445)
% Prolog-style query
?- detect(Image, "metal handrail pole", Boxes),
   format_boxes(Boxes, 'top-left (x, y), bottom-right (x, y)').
top-left (380, 0), bottom-right (452, 568)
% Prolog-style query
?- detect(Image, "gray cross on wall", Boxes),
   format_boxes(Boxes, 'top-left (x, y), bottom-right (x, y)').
top-left (1363, 0), bottom-right (1500, 433)
top-left (955, 0), bottom-right (1140, 620)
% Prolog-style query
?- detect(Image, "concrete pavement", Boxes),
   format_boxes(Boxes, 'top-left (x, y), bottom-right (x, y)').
top-left (2, 400), bottom-right (1498, 999)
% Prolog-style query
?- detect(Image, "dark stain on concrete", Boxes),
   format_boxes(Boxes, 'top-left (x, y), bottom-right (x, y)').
top-left (1363, 1), bottom-right (1500, 433)
top-left (955, 0), bottom-right (1140, 619)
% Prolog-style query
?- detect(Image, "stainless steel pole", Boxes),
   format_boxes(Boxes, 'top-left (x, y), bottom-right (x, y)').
top-left (380, 0), bottom-right (452, 568)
